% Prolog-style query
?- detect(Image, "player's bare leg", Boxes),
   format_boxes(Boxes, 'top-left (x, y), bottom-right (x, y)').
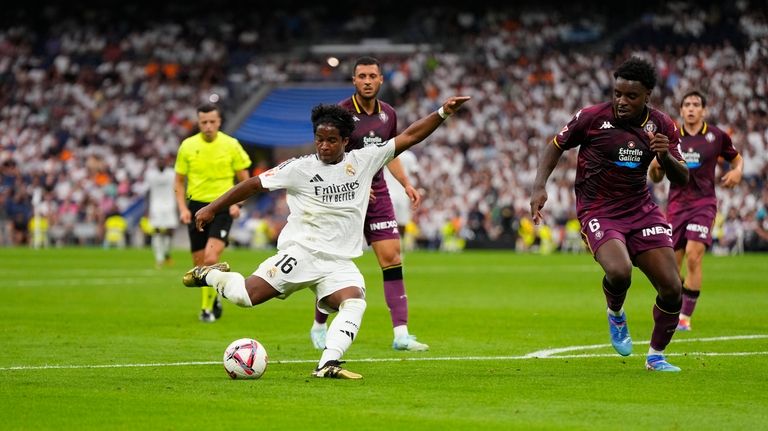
top-left (678, 241), bottom-right (705, 330)
top-left (595, 239), bottom-right (634, 356)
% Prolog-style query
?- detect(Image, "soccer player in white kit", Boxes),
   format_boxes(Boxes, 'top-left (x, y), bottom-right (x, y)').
top-left (146, 155), bottom-right (178, 268)
top-left (182, 97), bottom-right (469, 379)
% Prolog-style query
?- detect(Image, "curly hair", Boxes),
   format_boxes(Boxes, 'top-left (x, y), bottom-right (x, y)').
top-left (311, 104), bottom-right (355, 138)
top-left (613, 57), bottom-right (658, 90)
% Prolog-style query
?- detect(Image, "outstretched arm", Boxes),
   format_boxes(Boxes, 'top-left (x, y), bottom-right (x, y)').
top-left (393, 96), bottom-right (471, 156)
top-left (530, 142), bottom-right (564, 225)
top-left (194, 176), bottom-right (266, 231)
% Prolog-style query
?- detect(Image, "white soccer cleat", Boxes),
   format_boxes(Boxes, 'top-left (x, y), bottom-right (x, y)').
top-left (393, 334), bottom-right (429, 351)
top-left (310, 325), bottom-right (327, 350)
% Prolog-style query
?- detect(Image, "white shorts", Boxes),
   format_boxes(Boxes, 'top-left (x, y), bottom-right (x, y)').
top-left (150, 207), bottom-right (178, 230)
top-left (252, 244), bottom-right (365, 314)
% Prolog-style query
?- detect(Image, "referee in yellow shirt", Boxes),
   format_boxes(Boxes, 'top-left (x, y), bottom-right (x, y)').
top-left (175, 104), bottom-right (251, 322)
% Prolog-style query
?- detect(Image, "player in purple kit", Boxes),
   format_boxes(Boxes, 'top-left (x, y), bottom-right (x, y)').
top-left (309, 56), bottom-right (429, 351)
top-left (530, 57), bottom-right (690, 371)
top-left (649, 90), bottom-right (743, 331)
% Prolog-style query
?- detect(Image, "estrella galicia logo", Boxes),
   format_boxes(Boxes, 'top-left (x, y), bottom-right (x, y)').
top-left (614, 141), bottom-right (643, 168)
top-left (684, 148), bottom-right (702, 169)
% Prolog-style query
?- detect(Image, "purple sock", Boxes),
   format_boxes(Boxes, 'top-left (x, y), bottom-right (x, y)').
top-left (314, 306), bottom-right (328, 324)
top-left (650, 296), bottom-right (681, 351)
top-left (681, 287), bottom-right (700, 317)
top-left (383, 265), bottom-right (408, 327)
top-left (602, 276), bottom-right (628, 313)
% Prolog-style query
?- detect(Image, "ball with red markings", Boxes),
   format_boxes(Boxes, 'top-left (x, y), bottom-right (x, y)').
top-left (223, 338), bottom-right (268, 379)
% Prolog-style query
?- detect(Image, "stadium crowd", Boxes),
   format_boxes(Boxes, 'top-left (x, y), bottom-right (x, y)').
top-left (1, 1), bottom-right (766, 253)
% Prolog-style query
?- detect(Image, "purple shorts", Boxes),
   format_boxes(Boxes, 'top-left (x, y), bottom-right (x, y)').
top-left (580, 203), bottom-right (673, 260)
top-left (363, 187), bottom-right (399, 244)
top-left (668, 205), bottom-right (716, 249)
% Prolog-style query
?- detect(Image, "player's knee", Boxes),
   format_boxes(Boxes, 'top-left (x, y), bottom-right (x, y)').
top-left (340, 297), bottom-right (367, 313)
top-left (378, 250), bottom-right (402, 267)
top-left (657, 277), bottom-right (682, 303)
top-left (604, 267), bottom-right (632, 291)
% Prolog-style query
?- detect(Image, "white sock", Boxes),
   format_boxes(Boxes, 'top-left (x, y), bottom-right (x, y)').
top-left (206, 270), bottom-right (253, 307)
top-left (151, 235), bottom-right (163, 264)
top-left (318, 298), bottom-right (366, 368)
top-left (607, 307), bottom-right (624, 317)
top-left (312, 320), bottom-right (327, 331)
top-left (393, 325), bottom-right (409, 339)
top-left (161, 235), bottom-right (172, 259)
top-left (648, 347), bottom-right (664, 356)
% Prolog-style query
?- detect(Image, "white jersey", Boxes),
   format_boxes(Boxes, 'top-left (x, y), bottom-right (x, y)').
top-left (259, 139), bottom-right (395, 258)
top-left (146, 166), bottom-right (178, 229)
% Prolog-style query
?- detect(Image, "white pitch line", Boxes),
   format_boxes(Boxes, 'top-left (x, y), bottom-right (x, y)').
top-left (524, 334), bottom-right (768, 358)
top-left (2, 334), bottom-right (765, 372)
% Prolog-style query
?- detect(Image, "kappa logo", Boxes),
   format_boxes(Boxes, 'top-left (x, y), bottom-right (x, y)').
top-left (599, 121), bottom-right (615, 129)
top-left (309, 174), bottom-right (324, 183)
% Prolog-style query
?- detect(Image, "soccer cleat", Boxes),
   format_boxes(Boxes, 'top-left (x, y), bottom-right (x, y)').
top-left (646, 354), bottom-right (681, 372)
top-left (393, 334), bottom-right (430, 351)
top-left (310, 326), bottom-right (327, 350)
top-left (182, 262), bottom-right (230, 287)
top-left (311, 360), bottom-right (362, 379)
top-left (212, 295), bottom-right (223, 319)
top-left (607, 311), bottom-right (633, 356)
top-left (199, 310), bottom-right (216, 323)
top-left (676, 317), bottom-right (691, 331)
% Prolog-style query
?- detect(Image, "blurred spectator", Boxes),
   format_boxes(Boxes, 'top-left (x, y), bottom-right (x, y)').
top-left (0, 1), bottom-right (766, 252)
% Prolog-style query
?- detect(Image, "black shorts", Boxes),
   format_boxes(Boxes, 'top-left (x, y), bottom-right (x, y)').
top-left (187, 200), bottom-right (233, 252)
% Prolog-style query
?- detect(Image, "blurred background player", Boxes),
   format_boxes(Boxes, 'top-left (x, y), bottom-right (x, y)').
top-left (384, 149), bottom-right (419, 236)
top-left (530, 57), bottom-right (689, 371)
top-left (146, 154), bottom-right (179, 269)
top-left (309, 56), bottom-right (429, 352)
top-left (183, 97), bottom-right (469, 378)
top-left (649, 90), bottom-right (743, 331)
top-left (174, 104), bottom-right (251, 322)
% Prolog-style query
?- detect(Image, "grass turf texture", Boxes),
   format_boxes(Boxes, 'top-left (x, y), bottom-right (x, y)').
top-left (2, 248), bottom-right (766, 430)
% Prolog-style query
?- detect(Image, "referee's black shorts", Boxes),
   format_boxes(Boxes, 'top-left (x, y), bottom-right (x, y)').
top-left (187, 200), bottom-right (233, 252)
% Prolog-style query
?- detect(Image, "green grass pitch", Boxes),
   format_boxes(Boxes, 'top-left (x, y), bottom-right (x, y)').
top-left (2, 247), bottom-right (766, 430)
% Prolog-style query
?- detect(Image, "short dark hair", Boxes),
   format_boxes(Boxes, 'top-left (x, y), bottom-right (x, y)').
top-left (197, 103), bottom-right (220, 115)
top-left (353, 56), bottom-right (380, 72)
top-left (613, 57), bottom-right (657, 90)
top-left (680, 89), bottom-right (707, 108)
top-left (311, 104), bottom-right (355, 139)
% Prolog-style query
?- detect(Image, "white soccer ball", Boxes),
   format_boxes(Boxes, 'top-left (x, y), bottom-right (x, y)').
top-left (223, 338), bottom-right (268, 379)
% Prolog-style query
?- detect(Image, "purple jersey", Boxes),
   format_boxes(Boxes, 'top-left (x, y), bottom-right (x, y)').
top-left (339, 96), bottom-right (398, 191)
top-left (339, 95), bottom-right (400, 243)
top-left (554, 102), bottom-right (684, 219)
top-left (667, 123), bottom-right (739, 214)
